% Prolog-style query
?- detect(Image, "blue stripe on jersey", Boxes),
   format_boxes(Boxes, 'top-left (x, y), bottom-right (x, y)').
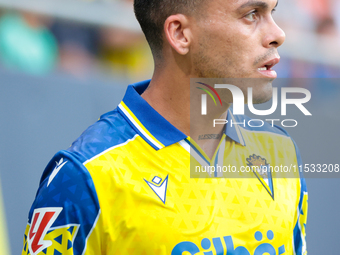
top-left (214, 149), bottom-right (219, 177)
top-left (292, 138), bottom-right (307, 255)
top-left (225, 110), bottom-right (245, 145)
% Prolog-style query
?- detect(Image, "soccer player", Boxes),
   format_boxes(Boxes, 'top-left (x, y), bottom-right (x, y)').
top-left (22, 0), bottom-right (307, 254)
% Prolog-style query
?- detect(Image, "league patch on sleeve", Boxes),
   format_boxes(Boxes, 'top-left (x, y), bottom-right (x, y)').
top-left (27, 208), bottom-right (62, 254)
top-left (22, 208), bottom-right (80, 255)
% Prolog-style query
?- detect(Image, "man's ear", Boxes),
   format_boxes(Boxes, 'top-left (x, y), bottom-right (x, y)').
top-left (164, 14), bottom-right (192, 55)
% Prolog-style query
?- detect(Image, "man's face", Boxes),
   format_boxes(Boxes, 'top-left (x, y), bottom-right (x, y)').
top-left (191, 0), bottom-right (285, 103)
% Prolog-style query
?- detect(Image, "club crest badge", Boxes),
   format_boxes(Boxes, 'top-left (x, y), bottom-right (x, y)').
top-left (247, 154), bottom-right (269, 178)
top-left (246, 154), bottom-right (274, 199)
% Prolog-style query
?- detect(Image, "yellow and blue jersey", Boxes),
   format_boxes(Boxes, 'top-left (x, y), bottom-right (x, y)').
top-left (22, 80), bottom-right (307, 255)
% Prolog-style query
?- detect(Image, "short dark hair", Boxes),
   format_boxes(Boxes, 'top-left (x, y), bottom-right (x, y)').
top-left (134, 0), bottom-right (204, 58)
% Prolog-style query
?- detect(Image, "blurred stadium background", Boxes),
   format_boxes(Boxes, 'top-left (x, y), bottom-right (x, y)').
top-left (0, 0), bottom-right (339, 254)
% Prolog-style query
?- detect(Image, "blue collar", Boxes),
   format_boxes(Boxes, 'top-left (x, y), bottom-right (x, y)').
top-left (225, 109), bottom-right (246, 146)
top-left (118, 80), bottom-right (187, 150)
top-left (118, 80), bottom-right (245, 150)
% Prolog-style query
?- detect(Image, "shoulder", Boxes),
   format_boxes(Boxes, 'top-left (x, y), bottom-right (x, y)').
top-left (23, 108), bottom-right (139, 254)
top-left (67, 108), bottom-right (137, 164)
top-left (34, 107), bottom-right (138, 206)
top-left (34, 108), bottom-right (139, 210)
top-left (28, 108), bottom-right (137, 229)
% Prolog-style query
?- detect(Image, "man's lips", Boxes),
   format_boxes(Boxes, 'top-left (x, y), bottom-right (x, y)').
top-left (257, 57), bottom-right (280, 78)
top-left (257, 57), bottom-right (280, 71)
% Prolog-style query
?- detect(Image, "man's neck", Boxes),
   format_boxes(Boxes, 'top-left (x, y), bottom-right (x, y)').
top-left (142, 68), bottom-right (230, 159)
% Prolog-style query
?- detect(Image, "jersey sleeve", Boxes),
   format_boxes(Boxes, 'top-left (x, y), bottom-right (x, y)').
top-left (22, 150), bottom-right (101, 255)
top-left (292, 141), bottom-right (308, 255)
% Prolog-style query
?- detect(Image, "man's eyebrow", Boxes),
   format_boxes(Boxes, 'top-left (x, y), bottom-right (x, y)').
top-left (236, 0), bottom-right (279, 13)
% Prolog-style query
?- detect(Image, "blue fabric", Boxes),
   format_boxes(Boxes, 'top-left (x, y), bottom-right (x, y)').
top-left (31, 151), bottom-right (99, 255)
top-left (68, 109), bottom-right (136, 162)
top-left (121, 80), bottom-right (187, 148)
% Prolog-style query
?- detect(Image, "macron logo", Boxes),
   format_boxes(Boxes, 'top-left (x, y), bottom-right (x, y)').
top-left (47, 158), bottom-right (68, 187)
top-left (144, 175), bottom-right (169, 204)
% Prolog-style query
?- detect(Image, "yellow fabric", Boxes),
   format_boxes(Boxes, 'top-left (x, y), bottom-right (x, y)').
top-left (22, 224), bottom-right (79, 255)
top-left (82, 128), bottom-right (306, 254)
top-left (0, 181), bottom-right (10, 255)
